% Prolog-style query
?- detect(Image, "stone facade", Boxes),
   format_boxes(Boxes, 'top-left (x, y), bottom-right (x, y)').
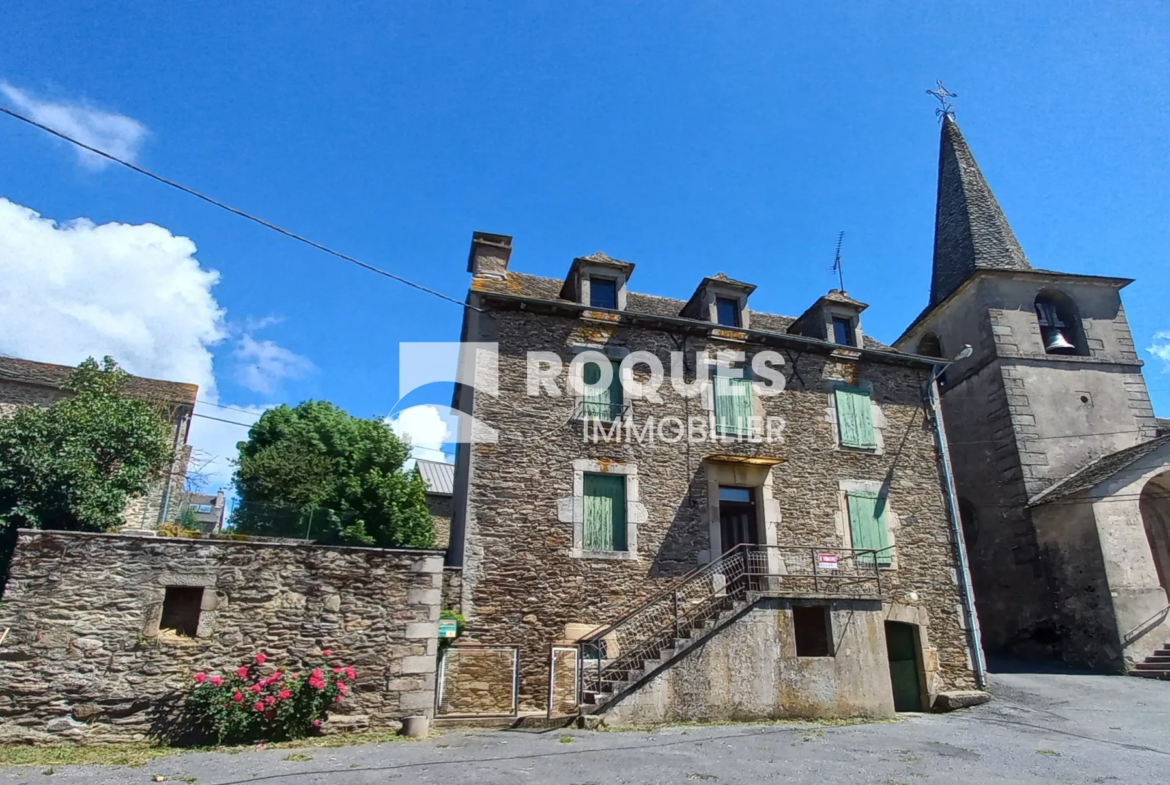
top-left (446, 237), bottom-right (980, 716)
top-left (0, 356), bottom-right (198, 530)
top-left (0, 531), bottom-right (443, 743)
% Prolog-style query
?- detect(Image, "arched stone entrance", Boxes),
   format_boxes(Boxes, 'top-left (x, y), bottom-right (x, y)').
top-left (1139, 471), bottom-right (1170, 595)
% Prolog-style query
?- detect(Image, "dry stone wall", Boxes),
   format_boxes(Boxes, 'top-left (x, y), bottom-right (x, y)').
top-left (0, 531), bottom-right (443, 743)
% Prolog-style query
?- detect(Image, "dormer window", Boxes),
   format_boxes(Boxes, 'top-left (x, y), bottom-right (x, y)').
top-left (715, 297), bottom-right (741, 328)
top-left (559, 252), bottom-right (634, 312)
top-left (590, 277), bottom-right (617, 309)
top-left (831, 317), bottom-right (855, 347)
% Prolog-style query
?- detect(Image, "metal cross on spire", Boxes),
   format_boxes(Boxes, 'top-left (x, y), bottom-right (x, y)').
top-left (926, 80), bottom-right (957, 121)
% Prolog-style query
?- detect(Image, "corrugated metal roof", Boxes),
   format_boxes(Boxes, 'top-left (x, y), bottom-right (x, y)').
top-left (416, 459), bottom-right (455, 495)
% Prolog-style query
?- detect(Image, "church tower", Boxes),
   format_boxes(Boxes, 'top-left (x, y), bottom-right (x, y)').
top-left (896, 115), bottom-right (1162, 663)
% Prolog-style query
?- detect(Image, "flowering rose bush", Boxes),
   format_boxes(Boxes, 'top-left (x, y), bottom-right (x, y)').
top-left (186, 651), bottom-right (353, 743)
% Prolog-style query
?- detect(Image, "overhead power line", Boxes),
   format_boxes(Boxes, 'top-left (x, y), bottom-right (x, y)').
top-left (0, 104), bottom-right (480, 312)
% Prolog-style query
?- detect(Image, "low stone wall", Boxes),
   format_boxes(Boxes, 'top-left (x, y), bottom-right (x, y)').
top-left (0, 530), bottom-right (444, 744)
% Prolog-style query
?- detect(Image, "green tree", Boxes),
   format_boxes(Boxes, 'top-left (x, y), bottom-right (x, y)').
top-left (231, 401), bottom-right (432, 548)
top-left (0, 357), bottom-right (176, 586)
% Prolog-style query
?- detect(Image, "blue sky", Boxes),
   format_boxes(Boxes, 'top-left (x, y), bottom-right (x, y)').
top-left (1, 1), bottom-right (1168, 491)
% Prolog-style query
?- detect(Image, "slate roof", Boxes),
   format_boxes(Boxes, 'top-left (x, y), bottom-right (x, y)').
top-left (1028, 434), bottom-right (1170, 506)
top-left (472, 272), bottom-right (892, 350)
top-left (416, 459), bottom-right (455, 495)
top-left (0, 355), bottom-right (198, 406)
top-left (1156, 418), bottom-right (1170, 437)
top-left (930, 115), bottom-right (1031, 306)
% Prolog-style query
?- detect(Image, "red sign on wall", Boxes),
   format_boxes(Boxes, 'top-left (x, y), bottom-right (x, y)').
top-left (817, 553), bottom-right (839, 571)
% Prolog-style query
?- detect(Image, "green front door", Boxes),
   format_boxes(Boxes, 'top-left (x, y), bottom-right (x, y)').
top-left (885, 621), bottom-right (923, 712)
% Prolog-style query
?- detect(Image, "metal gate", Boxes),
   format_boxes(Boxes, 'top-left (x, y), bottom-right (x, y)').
top-left (547, 645), bottom-right (579, 718)
top-left (435, 644), bottom-right (519, 718)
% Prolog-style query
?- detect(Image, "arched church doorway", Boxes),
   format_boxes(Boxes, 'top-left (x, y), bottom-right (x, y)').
top-left (1139, 471), bottom-right (1170, 595)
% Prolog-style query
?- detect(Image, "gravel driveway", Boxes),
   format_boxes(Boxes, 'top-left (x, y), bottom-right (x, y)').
top-left (3, 663), bottom-right (1168, 784)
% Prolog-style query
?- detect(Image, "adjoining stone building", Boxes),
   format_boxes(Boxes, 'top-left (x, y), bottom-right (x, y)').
top-left (441, 231), bottom-right (984, 721)
top-left (894, 115), bottom-right (1170, 675)
top-left (415, 459), bottom-right (454, 549)
top-left (0, 355), bottom-right (197, 529)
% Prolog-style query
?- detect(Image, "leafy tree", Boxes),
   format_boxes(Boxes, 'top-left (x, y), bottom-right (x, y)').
top-left (0, 357), bottom-right (176, 587)
top-left (231, 401), bottom-right (432, 548)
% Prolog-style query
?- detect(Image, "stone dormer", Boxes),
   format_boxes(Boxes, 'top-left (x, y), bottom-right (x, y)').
top-left (467, 232), bottom-right (513, 279)
top-left (680, 273), bottom-right (756, 329)
top-left (559, 252), bottom-right (635, 311)
top-left (788, 289), bottom-right (868, 347)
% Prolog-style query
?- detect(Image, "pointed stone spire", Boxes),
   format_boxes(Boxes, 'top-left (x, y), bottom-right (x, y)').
top-left (930, 115), bottom-right (1030, 305)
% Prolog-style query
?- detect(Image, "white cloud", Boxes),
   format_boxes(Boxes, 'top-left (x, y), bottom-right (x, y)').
top-left (233, 334), bottom-right (315, 395)
top-left (0, 81), bottom-right (147, 170)
top-left (1150, 332), bottom-right (1170, 371)
top-left (387, 404), bottom-right (457, 466)
top-left (0, 197), bottom-right (225, 397)
top-left (0, 197), bottom-right (313, 493)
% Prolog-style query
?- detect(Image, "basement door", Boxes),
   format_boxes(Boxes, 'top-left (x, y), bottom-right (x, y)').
top-left (885, 621), bottom-right (923, 712)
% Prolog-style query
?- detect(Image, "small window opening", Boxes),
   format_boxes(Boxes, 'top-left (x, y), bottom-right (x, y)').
top-left (581, 639), bottom-right (608, 660)
top-left (160, 586), bottom-right (203, 637)
top-left (831, 317), bottom-right (855, 347)
top-left (715, 297), bottom-right (740, 327)
top-left (589, 277), bottom-right (617, 309)
top-left (793, 605), bottom-right (832, 657)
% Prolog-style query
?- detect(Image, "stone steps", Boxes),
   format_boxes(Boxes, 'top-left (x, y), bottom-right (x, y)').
top-left (1127, 644), bottom-right (1170, 680)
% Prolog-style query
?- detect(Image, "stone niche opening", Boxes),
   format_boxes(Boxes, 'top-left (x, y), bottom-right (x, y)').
top-left (159, 586), bottom-right (203, 637)
top-left (793, 605), bottom-right (832, 657)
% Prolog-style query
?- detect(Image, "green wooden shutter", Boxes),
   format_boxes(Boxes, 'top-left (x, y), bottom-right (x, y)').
top-left (835, 386), bottom-right (876, 448)
top-left (583, 474), bottom-right (626, 551)
top-left (715, 375), bottom-right (753, 436)
top-left (847, 491), bottom-right (891, 566)
top-left (582, 361), bottom-right (622, 420)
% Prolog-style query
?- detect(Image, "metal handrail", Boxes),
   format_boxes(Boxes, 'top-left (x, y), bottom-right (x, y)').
top-left (1123, 603), bottom-right (1170, 645)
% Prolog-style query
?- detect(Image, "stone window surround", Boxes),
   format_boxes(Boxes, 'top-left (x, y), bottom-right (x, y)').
top-left (834, 478), bottom-right (900, 570)
top-left (570, 344), bottom-right (631, 424)
top-left (823, 378), bottom-right (887, 455)
top-left (821, 304), bottom-right (864, 348)
top-left (696, 283), bottom-right (752, 330)
top-left (575, 263), bottom-right (629, 312)
top-left (557, 459), bottom-right (647, 561)
top-left (142, 572), bottom-right (220, 639)
top-left (699, 460), bottom-right (782, 565)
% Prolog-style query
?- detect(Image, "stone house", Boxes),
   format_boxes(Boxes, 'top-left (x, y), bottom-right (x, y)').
top-left (176, 490), bottom-right (227, 533)
top-left (441, 232), bottom-right (983, 722)
top-left (894, 115), bottom-right (1170, 676)
top-left (415, 459), bottom-right (454, 548)
top-left (0, 355), bottom-right (197, 529)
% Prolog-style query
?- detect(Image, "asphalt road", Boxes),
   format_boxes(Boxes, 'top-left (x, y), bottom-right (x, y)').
top-left (4, 665), bottom-right (1168, 784)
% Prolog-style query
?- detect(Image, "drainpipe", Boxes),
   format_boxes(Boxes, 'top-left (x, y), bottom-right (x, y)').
top-left (928, 368), bottom-right (988, 689)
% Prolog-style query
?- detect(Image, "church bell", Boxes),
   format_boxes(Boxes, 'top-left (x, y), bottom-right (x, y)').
top-left (1042, 328), bottom-right (1076, 354)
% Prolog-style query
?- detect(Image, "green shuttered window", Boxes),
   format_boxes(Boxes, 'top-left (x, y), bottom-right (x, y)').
top-left (583, 473), bottom-right (627, 551)
top-left (714, 375), bottom-right (753, 437)
top-left (846, 491), bottom-right (891, 566)
top-left (582, 360), bottom-right (623, 421)
top-left (834, 385), bottom-right (877, 449)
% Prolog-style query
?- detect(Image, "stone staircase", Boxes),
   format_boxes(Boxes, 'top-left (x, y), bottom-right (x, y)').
top-left (1128, 643), bottom-right (1170, 680)
top-left (580, 596), bottom-right (753, 711)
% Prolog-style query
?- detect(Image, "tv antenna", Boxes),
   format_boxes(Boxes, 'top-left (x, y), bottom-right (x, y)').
top-left (830, 231), bottom-right (846, 291)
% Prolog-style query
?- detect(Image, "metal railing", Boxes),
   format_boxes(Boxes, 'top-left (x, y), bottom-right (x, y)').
top-left (1123, 603), bottom-right (1170, 645)
top-left (576, 543), bottom-right (883, 708)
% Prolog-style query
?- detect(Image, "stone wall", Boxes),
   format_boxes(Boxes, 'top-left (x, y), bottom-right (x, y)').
top-left (0, 531), bottom-right (443, 743)
top-left (457, 304), bottom-right (978, 711)
top-left (436, 646), bottom-right (517, 716)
